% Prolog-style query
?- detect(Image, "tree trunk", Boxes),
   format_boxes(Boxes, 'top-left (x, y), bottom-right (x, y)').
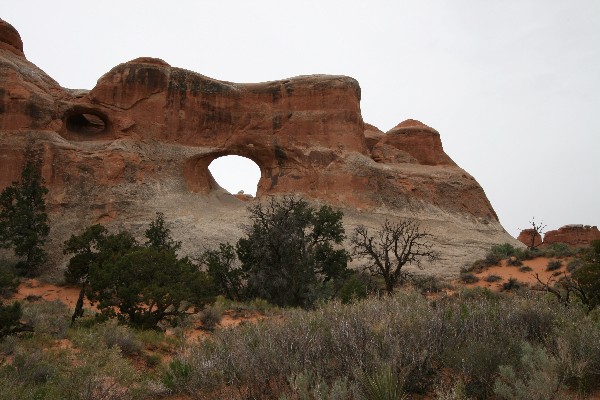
top-left (71, 283), bottom-right (86, 324)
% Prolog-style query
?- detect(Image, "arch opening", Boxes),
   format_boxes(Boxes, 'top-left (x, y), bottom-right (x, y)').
top-left (65, 111), bottom-right (107, 134)
top-left (208, 155), bottom-right (261, 198)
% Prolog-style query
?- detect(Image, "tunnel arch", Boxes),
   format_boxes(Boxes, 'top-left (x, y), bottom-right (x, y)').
top-left (183, 150), bottom-right (270, 198)
top-left (208, 155), bottom-right (261, 197)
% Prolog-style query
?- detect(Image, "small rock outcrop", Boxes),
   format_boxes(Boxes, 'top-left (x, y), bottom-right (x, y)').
top-left (543, 225), bottom-right (600, 247)
top-left (0, 19), bottom-right (517, 276)
top-left (517, 225), bottom-right (600, 248)
top-left (517, 229), bottom-right (543, 248)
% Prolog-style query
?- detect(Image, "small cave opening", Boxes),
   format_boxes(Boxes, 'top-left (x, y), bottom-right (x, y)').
top-left (65, 112), bottom-right (107, 134)
top-left (208, 155), bottom-right (261, 199)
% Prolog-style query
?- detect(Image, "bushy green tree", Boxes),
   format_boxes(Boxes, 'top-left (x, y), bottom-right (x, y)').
top-left (0, 301), bottom-right (22, 337)
top-left (88, 247), bottom-right (212, 328)
top-left (64, 213), bottom-right (213, 328)
top-left (0, 147), bottom-right (49, 276)
top-left (145, 211), bottom-right (181, 252)
top-left (236, 196), bottom-right (350, 308)
top-left (199, 242), bottom-right (244, 301)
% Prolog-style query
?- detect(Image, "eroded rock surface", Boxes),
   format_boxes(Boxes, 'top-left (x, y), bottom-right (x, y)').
top-left (0, 19), bottom-right (517, 277)
top-left (543, 225), bottom-right (600, 247)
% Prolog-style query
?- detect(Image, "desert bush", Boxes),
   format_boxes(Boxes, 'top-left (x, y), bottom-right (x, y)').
top-left (411, 274), bottom-right (453, 294)
top-left (494, 342), bottom-right (567, 400)
top-left (502, 278), bottom-right (523, 291)
top-left (22, 299), bottom-right (70, 338)
top-left (101, 322), bottom-right (142, 356)
top-left (546, 260), bottom-right (563, 271)
top-left (337, 271), bottom-right (372, 303)
top-left (490, 243), bottom-right (520, 259)
top-left (284, 370), bottom-right (356, 400)
top-left (459, 273), bottom-right (479, 284)
top-left (507, 257), bottom-right (523, 267)
top-left (542, 243), bottom-right (575, 258)
top-left (0, 265), bottom-right (18, 298)
top-left (200, 304), bottom-right (223, 331)
top-left (566, 258), bottom-right (583, 273)
top-left (356, 364), bottom-right (407, 400)
top-left (485, 274), bottom-right (502, 283)
top-left (519, 265), bottom-right (533, 272)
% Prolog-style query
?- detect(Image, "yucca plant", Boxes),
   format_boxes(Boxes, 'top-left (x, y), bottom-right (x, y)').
top-left (357, 365), bottom-right (406, 400)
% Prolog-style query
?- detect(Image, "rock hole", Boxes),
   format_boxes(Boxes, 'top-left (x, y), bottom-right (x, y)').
top-left (208, 155), bottom-right (261, 198)
top-left (66, 112), bottom-right (107, 134)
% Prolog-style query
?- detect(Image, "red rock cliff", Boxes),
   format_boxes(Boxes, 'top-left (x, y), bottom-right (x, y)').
top-left (0, 19), bottom-right (512, 274)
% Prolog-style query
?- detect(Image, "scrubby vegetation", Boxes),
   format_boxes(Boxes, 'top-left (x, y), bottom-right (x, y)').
top-left (2, 176), bottom-right (600, 399)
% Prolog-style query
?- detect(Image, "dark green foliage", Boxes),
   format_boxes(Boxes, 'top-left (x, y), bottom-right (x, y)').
top-left (503, 277), bottom-right (523, 291)
top-left (351, 218), bottom-right (439, 294)
top-left (0, 301), bottom-right (22, 337)
top-left (0, 264), bottom-right (18, 298)
top-left (519, 265), bottom-right (533, 272)
top-left (63, 224), bottom-right (108, 285)
top-left (199, 242), bottom-right (244, 301)
top-left (571, 258), bottom-right (600, 311)
top-left (88, 246), bottom-right (212, 329)
top-left (337, 271), bottom-right (371, 303)
top-left (0, 147), bottom-right (49, 276)
top-left (64, 215), bottom-right (214, 328)
top-left (144, 212), bottom-right (181, 252)
top-left (236, 197), bottom-right (350, 308)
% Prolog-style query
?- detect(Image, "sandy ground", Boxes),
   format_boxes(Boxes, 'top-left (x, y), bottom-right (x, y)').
top-left (454, 256), bottom-right (571, 291)
top-left (13, 279), bottom-right (90, 309)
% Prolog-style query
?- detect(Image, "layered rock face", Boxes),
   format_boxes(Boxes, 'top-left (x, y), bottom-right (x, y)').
top-left (0, 19), bottom-right (516, 277)
top-left (544, 225), bottom-right (600, 247)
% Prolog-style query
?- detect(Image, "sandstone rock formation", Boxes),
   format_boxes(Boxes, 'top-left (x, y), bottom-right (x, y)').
top-left (543, 225), bottom-right (600, 247)
top-left (517, 229), bottom-right (543, 249)
top-left (0, 19), bottom-right (518, 277)
top-left (517, 224), bottom-right (600, 248)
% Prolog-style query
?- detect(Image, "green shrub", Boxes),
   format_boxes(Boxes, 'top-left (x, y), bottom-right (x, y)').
top-left (519, 265), bottom-right (533, 272)
top-left (357, 365), bottom-right (407, 400)
top-left (543, 243), bottom-right (575, 258)
top-left (490, 243), bottom-right (520, 259)
top-left (494, 343), bottom-right (565, 400)
top-left (411, 275), bottom-right (453, 294)
top-left (485, 274), bottom-right (502, 283)
top-left (460, 273), bottom-right (480, 284)
top-left (337, 272), bottom-right (370, 303)
top-left (22, 300), bottom-right (69, 338)
top-left (566, 258), bottom-right (583, 273)
top-left (546, 260), bottom-right (563, 271)
top-left (502, 278), bottom-right (523, 291)
top-left (507, 257), bottom-right (523, 267)
top-left (0, 301), bottom-right (21, 337)
top-left (200, 304), bottom-right (223, 331)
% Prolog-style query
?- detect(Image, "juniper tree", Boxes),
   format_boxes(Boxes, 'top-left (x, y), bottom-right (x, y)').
top-left (236, 196), bottom-right (350, 307)
top-left (0, 147), bottom-right (49, 276)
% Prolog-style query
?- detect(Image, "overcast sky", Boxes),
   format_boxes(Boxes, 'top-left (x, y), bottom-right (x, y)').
top-left (4, 0), bottom-right (599, 237)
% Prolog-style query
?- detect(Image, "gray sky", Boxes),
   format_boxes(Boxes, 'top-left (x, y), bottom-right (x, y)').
top-left (4, 0), bottom-right (599, 237)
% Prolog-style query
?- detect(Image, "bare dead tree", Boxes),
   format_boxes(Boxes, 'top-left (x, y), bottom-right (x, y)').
top-left (524, 217), bottom-right (547, 250)
top-left (532, 272), bottom-right (591, 310)
top-left (350, 218), bottom-right (439, 294)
